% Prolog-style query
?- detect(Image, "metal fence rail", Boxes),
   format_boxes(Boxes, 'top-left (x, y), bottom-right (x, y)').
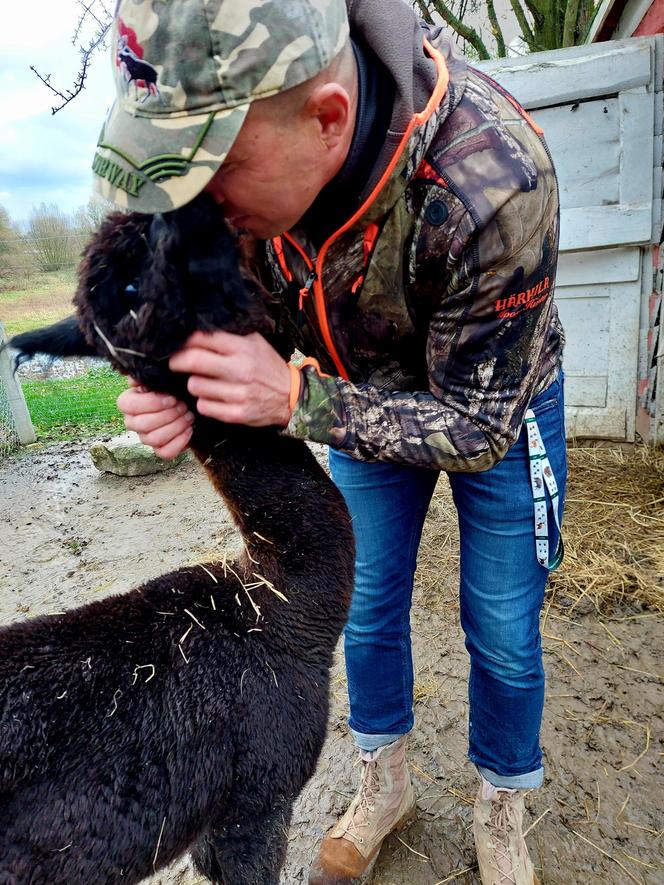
top-left (0, 239), bottom-right (128, 447)
top-left (0, 377), bottom-right (20, 460)
top-left (0, 323), bottom-right (36, 458)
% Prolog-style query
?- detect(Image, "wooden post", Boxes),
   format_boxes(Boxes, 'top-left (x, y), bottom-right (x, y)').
top-left (0, 323), bottom-right (36, 445)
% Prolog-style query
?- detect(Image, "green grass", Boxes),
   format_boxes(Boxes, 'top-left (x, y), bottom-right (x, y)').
top-left (0, 267), bottom-right (77, 336)
top-left (1, 269), bottom-right (129, 443)
top-left (1, 269), bottom-right (129, 442)
top-left (0, 267), bottom-right (77, 301)
top-left (3, 312), bottom-right (72, 338)
top-left (21, 366), bottom-right (126, 442)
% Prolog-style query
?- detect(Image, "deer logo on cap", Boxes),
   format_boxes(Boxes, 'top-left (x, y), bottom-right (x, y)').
top-left (116, 21), bottom-right (162, 105)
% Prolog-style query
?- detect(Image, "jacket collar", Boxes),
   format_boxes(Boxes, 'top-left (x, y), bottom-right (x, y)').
top-left (289, 1), bottom-right (466, 249)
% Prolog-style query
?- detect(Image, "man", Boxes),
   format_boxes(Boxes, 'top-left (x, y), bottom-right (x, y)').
top-left (97, 1), bottom-right (566, 882)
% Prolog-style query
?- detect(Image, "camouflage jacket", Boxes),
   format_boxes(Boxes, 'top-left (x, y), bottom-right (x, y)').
top-left (264, 0), bottom-right (564, 472)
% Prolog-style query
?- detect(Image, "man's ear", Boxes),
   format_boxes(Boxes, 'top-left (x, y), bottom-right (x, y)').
top-left (306, 82), bottom-right (352, 149)
top-left (6, 316), bottom-right (97, 368)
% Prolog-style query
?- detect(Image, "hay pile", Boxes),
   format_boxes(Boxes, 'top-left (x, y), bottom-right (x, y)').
top-left (548, 445), bottom-right (664, 615)
top-left (419, 445), bottom-right (664, 616)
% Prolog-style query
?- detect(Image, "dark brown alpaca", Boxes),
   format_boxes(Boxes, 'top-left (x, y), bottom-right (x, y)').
top-left (1, 195), bottom-right (354, 885)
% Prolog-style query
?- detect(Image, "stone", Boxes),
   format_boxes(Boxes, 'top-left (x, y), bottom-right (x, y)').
top-left (89, 432), bottom-right (188, 476)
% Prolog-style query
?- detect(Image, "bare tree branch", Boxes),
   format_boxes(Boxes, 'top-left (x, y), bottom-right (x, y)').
top-left (521, 0), bottom-right (545, 30)
top-left (415, 0), bottom-right (594, 57)
top-left (31, 1), bottom-right (112, 114)
top-left (73, 0), bottom-right (107, 44)
top-left (415, 0), bottom-right (436, 25)
top-left (425, 0), bottom-right (492, 59)
top-left (507, 0), bottom-right (537, 50)
top-left (485, 0), bottom-right (507, 56)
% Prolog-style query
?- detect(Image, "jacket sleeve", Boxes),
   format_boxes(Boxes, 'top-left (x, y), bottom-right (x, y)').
top-left (284, 184), bottom-right (561, 473)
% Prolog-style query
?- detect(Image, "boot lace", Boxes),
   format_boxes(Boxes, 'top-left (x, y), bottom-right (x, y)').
top-left (342, 754), bottom-right (381, 844)
top-left (487, 793), bottom-right (519, 884)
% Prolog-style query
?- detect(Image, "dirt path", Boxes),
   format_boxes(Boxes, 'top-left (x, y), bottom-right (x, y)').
top-left (1, 441), bottom-right (662, 884)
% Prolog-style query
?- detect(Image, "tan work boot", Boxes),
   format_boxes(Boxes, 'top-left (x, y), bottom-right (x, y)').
top-left (474, 777), bottom-right (539, 885)
top-left (308, 736), bottom-right (416, 884)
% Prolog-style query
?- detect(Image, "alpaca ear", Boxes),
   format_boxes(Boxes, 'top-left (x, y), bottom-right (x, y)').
top-left (7, 316), bottom-right (97, 368)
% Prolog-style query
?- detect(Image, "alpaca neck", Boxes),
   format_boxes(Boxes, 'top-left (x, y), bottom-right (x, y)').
top-left (189, 421), bottom-right (354, 604)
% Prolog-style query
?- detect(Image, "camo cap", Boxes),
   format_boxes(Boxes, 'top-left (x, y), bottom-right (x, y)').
top-left (92, 0), bottom-right (349, 213)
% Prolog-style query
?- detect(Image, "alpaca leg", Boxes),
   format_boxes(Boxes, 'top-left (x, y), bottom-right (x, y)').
top-left (192, 802), bottom-right (293, 885)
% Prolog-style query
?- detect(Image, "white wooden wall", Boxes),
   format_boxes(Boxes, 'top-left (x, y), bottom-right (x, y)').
top-left (478, 37), bottom-right (663, 441)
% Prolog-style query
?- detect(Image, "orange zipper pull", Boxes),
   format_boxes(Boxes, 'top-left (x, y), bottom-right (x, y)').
top-left (299, 270), bottom-right (317, 311)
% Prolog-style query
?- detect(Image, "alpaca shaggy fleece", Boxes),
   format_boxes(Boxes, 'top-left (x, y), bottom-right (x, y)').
top-left (1, 195), bottom-right (354, 885)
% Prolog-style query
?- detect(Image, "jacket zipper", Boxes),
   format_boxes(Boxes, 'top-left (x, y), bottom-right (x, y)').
top-left (299, 269), bottom-right (317, 311)
top-left (279, 38), bottom-right (450, 382)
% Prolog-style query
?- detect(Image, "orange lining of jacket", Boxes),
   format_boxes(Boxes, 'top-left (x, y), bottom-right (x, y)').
top-left (276, 37), bottom-right (450, 382)
top-left (273, 236), bottom-right (293, 282)
top-left (351, 222), bottom-right (380, 294)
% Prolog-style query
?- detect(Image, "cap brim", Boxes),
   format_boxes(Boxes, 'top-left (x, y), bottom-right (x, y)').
top-left (91, 100), bottom-right (250, 214)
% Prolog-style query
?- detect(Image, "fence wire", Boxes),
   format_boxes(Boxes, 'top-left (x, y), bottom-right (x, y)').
top-left (18, 357), bottom-right (127, 442)
top-left (0, 377), bottom-right (20, 459)
top-left (1, 252), bottom-right (127, 446)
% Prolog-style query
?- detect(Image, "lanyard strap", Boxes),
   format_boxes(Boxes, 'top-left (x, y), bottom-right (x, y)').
top-left (525, 409), bottom-right (564, 571)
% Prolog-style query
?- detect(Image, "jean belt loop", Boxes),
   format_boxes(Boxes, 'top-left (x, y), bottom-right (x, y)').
top-left (524, 409), bottom-right (564, 571)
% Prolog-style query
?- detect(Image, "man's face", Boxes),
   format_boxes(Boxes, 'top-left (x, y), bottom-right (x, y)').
top-left (204, 106), bottom-right (331, 240)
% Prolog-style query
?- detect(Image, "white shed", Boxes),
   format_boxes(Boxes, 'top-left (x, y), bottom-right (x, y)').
top-left (477, 37), bottom-right (663, 442)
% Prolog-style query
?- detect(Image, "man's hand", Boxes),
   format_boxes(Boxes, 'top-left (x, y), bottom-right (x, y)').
top-left (117, 381), bottom-right (195, 460)
top-left (168, 330), bottom-right (292, 427)
top-left (116, 332), bottom-right (292, 459)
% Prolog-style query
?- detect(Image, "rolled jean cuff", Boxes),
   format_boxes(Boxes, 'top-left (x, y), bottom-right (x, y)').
top-left (351, 728), bottom-right (408, 752)
top-left (477, 764), bottom-right (544, 790)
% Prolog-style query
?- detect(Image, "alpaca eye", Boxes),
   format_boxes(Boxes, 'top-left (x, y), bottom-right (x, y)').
top-left (121, 281), bottom-right (140, 319)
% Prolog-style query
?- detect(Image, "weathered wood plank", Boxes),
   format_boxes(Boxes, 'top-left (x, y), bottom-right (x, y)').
top-left (585, 0), bottom-right (615, 42)
top-left (564, 375), bottom-right (608, 408)
top-left (637, 251), bottom-right (654, 406)
top-left (604, 279), bottom-right (642, 441)
top-left (652, 138), bottom-right (662, 243)
top-left (655, 34), bottom-right (664, 96)
top-left (536, 98), bottom-right (620, 211)
top-left (560, 206), bottom-right (653, 251)
top-left (620, 88), bottom-right (655, 209)
top-left (655, 81), bottom-right (663, 136)
top-left (614, 0), bottom-right (654, 39)
top-left (556, 295), bottom-right (610, 376)
top-left (557, 275), bottom-right (641, 440)
top-left (565, 406), bottom-right (627, 440)
top-left (476, 39), bottom-right (653, 108)
top-left (556, 248), bottom-right (640, 287)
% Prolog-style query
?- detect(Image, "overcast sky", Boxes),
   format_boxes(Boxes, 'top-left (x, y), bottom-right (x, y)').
top-left (0, 0), bottom-right (114, 226)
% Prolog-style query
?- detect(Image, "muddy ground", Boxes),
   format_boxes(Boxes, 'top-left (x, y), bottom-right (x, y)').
top-left (1, 441), bottom-right (662, 884)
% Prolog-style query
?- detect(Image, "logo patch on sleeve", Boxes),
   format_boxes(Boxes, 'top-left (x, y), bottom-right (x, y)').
top-left (494, 276), bottom-right (551, 319)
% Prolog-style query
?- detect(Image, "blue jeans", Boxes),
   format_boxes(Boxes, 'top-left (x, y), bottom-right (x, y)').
top-left (328, 374), bottom-right (567, 789)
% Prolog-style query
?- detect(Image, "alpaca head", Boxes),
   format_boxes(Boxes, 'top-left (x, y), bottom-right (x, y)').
top-left (9, 193), bottom-right (273, 402)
